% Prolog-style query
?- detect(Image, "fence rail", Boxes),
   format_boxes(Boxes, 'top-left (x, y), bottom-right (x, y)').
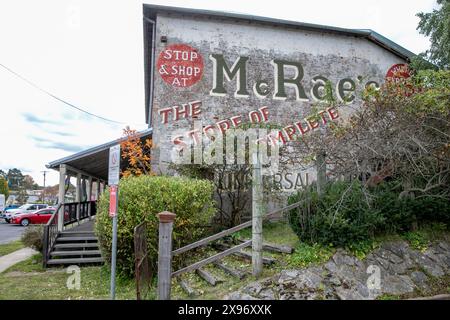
top-left (172, 199), bottom-right (306, 257)
top-left (157, 198), bottom-right (307, 299)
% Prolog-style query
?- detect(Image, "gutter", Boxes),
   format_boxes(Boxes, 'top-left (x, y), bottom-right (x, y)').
top-left (144, 16), bottom-right (156, 127)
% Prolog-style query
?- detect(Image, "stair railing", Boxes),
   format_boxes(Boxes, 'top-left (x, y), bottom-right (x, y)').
top-left (42, 201), bottom-right (98, 267)
top-left (42, 203), bottom-right (62, 268)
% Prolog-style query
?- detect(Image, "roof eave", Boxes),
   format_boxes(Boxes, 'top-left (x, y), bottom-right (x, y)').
top-left (46, 128), bottom-right (153, 170)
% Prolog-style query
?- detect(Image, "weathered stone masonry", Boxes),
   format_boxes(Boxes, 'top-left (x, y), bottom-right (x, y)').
top-left (144, 6), bottom-right (410, 190)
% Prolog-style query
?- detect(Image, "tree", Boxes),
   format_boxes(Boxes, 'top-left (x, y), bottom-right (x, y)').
top-left (0, 169), bottom-right (6, 179)
top-left (416, 0), bottom-right (450, 69)
top-left (280, 69), bottom-right (450, 200)
top-left (23, 175), bottom-right (37, 190)
top-left (16, 188), bottom-right (28, 204)
top-left (173, 160), bottom-right (252, 228)
top-left (0, 177), bottom-right (9, 200)
top-left (7, 168), bottom-right (24, 190)
top-left (120, 127), bottom-right (154, 177)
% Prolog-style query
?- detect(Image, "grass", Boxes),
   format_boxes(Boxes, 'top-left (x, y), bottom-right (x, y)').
top-left (171, 220), bottom-right (335, 299)
top-left (377, 275), bottom-right (450, 300)
top-left (401, 223), bottom-right (449, 252)
top-left (0, 253), bottom-right (142, 300)
top-left (0, 220), bottom-right (448, 300)
top-left (0, 240), bottom-right (25, 257)
top-left (286, 243), bottom-right (334, 268)
top-left (171, 220), bottom-right (450, 300)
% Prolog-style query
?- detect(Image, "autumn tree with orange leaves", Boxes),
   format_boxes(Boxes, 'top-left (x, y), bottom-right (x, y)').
top-left (120, 127), bottom-right (154, 177)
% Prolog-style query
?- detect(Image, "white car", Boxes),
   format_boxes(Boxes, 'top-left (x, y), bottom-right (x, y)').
top-left (3, 203), bottom-right (48, 223)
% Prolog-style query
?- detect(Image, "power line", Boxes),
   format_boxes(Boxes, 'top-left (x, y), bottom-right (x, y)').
top-left (0, 62), bottom-right (145, 126)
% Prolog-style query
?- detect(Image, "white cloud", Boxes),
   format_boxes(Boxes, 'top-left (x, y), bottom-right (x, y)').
top-left (0, 0), bottom-right (436, 186)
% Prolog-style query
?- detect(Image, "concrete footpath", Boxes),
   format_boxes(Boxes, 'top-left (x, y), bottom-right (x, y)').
top-left (0, 247), bottom-right (38, 273)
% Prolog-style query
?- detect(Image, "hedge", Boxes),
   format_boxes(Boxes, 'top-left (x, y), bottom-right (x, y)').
top-left (95, 175), bottom-right (216, 278)
top-left (288, 179), bottom-right (450, 247)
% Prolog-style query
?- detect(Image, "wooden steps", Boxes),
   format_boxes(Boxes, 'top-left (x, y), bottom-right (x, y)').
top-left (56, 236), bottom-right (98, 242)
top-left (47, 257), bottom-right (104, 265)
top-left (46, 230), bottom-right (104, 267)
top-left (53, 243), bottom-right (99, 249)
top-left (176, 240), bottom-right (293, 296)
top-left (50, 250), bottom-right (102, 256)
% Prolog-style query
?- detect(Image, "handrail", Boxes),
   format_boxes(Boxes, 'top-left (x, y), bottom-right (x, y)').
top-left (42, 203), bottom-right (62, 267)
top-left (45, 203), bottom-right (62, 227)
top-left (42, 201), bottom-right (98, 267)
top-left (172, 199), bottom-right (307, 256)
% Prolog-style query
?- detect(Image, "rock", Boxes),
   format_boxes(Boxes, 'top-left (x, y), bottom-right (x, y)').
top-left (436, 253), bottom-right (450, 270)
top-left (376, 248), bottom-right (404, 265)
top-left (333, 249), bottom-right (358, 266)
top-left (437, 241), bottom-right (450, 253)
top-left (329, 275), bottom-right (342, 286)
top-left (258, 288), bottom-right (276, 300)
top-left (389, 261), bottom-right (409, 275)
top-left (294, 269), bottom-right (324, 290)
top-left (335, 282), bottom-right (372, 300)
top-left (382, 241), bottom-right (410, 258)
top-left (423, 249), bottom-right (447, 270)
top-left (243, 279), bottom-right (272, 296)
top-left (334, 263), bottom-right (367, 286)
top-left (226, 239), bottom-right (449, 301)
top-left (374, 256), bottom-right (391, 271)
top-left (410, 271), bottom-right (429, 292)
top-left (382, 275), bottom-right (416, 295)
top-left (324, 261), bottom-right (338, 273)
top-left (410, 251), bottom-right (445, 277)
top-left (277, 270), bottom-right (300, 283)
top-left (225, 292), bottom-right (258, 300)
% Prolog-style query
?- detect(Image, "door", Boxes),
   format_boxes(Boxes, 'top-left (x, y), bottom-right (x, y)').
top-left (39, 210), bottom-right (54, 224)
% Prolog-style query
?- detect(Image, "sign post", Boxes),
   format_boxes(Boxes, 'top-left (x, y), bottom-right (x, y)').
top-left (108, 144), bottom-right (120, 300)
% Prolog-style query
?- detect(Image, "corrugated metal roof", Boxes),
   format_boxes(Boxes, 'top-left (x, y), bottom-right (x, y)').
top-left (142, 4), bottom-right (416, 123)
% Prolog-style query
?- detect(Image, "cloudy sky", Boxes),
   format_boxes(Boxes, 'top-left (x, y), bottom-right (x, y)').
top-left (0, 0), bottom-right (437, 186)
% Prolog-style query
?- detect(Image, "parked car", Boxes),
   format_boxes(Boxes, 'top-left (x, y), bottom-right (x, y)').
top-left (10, 208), bottom-right (56, 226)
top-left (3, 204), bottom-right (49, 223)
top-left (0, 204), bottom-right (20, 218)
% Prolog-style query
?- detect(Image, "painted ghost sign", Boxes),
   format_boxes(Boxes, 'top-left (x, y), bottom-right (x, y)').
top-left (154, 44), bottom-right (410, 152)
top-left (385, 63), bottom-right (411, 82)
top-left (157, 43), bottom-right (204, 87)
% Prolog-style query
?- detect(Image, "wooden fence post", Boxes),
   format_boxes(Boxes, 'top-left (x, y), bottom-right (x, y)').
top-left (252, 150), bottom-right (263, 277)
top-left (157, 211), bottom-right (176, 300)
top-left (316, 151), bottom-right (327, 195)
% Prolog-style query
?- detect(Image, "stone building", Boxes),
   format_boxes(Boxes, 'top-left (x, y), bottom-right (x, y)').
top-left (47, 4), bottom-right (415, 213)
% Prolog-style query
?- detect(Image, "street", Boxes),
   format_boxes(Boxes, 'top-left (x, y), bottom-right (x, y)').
top-left (0, 220), bottom-right (26, 244)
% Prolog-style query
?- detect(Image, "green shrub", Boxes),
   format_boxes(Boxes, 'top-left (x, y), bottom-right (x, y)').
top-left (21, 225), bottom-right (44, 252)
top-left (288, 179), bottom-right (450, 247)
top-left (372, 180), bottom-right (450, 231)
top-left (95, 175), bottom-right (216, 278)
top-left (288, 181), bottom-right (384, 247)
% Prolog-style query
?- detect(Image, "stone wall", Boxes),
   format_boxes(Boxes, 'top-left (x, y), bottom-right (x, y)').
top-left (149, 12), bottom-right (406, 195)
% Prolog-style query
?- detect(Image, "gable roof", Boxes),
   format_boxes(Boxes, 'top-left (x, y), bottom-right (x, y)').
top-left (143, 4), bottom-right (416, 123)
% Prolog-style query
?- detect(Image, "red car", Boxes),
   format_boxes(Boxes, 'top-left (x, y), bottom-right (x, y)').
top-left (11, 208), bottom-right (56, 226)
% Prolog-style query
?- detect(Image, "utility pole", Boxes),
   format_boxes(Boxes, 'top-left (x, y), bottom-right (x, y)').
top-left (41, 170), bottom-right (49, 203)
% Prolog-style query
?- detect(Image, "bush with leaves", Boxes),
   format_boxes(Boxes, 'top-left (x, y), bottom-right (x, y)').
top-left (95, 175), bottom-right (216, 278)
top-left (288, 181), bottom-right (384, 247)
top-left (21, 225), bottom-right (44, 252)
top-left (288, 179), bottom-right (450, 247)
